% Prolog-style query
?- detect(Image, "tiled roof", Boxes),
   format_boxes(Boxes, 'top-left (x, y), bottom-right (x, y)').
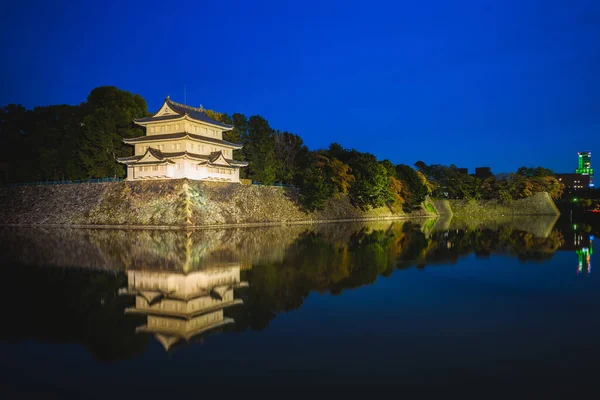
top-left (134, 115), bottom-right (184, 123)
top-left (134, 97), bottom-right (234, 129)
top-left (123, 132), bottom-right (242, 149)
top-left (117, 150), bottom-right (248, 167)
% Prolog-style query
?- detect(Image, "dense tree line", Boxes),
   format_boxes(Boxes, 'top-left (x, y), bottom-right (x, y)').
top-left (1, 86), bottom-right (561, 209)
top-left (0, 87), bottom-right (147, 182)
top-left (0, 86), bottom-right (432, 212)
top-left (415, 161), bottom-right (564, 202)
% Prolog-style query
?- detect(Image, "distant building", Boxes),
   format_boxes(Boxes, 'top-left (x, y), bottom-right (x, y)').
top-left (556, 173), bottom-right (590, 190)
top-left (457, 168), bottom-right (468, 175)
top-left (575, 151), bottom-right (594, 188)
top-left (474, 167), bottom-right (493, 179)
top-left (117, 97), bottom-right (248, 182)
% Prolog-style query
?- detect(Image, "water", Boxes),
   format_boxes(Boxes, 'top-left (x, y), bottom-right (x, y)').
top-left (0, 215), bottom-right (598, 397)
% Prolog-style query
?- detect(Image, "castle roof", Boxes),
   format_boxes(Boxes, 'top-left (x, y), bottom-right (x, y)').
top-left (117, 149), bottom-right (248, 167)
top-left (122, 132), bottom-right (243, 149)
top-left (134, 97), bottom-right (233, 129)
top-left (138, 318), bottom-right (235, 351)
top-left (125, 299), bottom-right (243, 320)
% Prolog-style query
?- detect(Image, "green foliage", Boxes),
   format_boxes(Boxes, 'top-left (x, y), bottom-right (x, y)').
top-left (516, 166), bottom-right (555, 178)
top-left (396, 164), bottom-right (429, 210)
top-left (298, 165), bottom-right (332, 211)
top-left (314, 153), bottom-right (355, 195)
top-left (424, 201), bottom-right (437, 214)
top-left (79, 87), bottom-right (147, 179)
top-left (242, 116), bottom-right (280, 185)
top-left (274, 131), bottom-right (310, 183)
top-left (498, 188), bottom-right (513, 204)
top-left (1, 104), bottom-right (86, 182)
top-left (416, 161), bottom-right (563, 202)
top-left (380, 159), bottom-right (398, 178)
top-left (348, 154), bottom-right (393, 209)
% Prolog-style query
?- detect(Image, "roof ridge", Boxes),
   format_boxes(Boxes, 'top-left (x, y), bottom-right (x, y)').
top-left (166, 98), bottom-right (206, 113)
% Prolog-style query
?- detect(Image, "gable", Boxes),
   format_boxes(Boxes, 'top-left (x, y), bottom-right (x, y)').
top-left (154, 101), bottom-right (181, 118)
top-left (138, 149), bottom-right (163, 163)
top-left (210, 153), bottom-right (231, 166)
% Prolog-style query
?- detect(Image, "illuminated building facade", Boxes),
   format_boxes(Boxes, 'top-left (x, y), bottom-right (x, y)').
top-left (575, 151), bottom-right (594, 188)
top-left (117, 97), bottom-right (248, 182)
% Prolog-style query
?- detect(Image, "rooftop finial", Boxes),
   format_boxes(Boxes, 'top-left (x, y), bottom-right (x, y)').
top-left (167, 95), bottom-right (170, 99)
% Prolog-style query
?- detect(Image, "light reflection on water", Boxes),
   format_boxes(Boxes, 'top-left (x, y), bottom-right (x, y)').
top-left (0, 215), bottom-right (598, 396)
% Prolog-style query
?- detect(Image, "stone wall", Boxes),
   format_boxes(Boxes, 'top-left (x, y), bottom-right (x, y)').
top-left (447, 192), bottom-right (560, 216)
top-left (0, 180), bottom-right (559, 227)
top-left (432, 199), bottom-right (453, 215)
top-left (0, 179), bottom-right (432, 227)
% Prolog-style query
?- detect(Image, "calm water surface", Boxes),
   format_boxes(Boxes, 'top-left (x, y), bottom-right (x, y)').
top-left (1, 216), bottom-right (599, 397)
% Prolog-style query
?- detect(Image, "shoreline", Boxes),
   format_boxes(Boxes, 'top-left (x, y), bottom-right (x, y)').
top-left (0, 180), bottom-right (559, 228)
top-left (0, 214), bottom-right (439, 230)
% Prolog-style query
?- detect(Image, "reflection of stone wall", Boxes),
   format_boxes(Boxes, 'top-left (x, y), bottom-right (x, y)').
top-left (0, 226), bottom-right (309, 271)
top-left (0, 216), bottom-right (559, 272)
top-left (446, 215), bottom-right (559, 238)
top-left (0, 179), bottom-right (434, 227)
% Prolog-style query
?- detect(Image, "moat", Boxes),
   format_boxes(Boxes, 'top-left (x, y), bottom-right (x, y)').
top-left (0, 215), bottom-right (598, 397)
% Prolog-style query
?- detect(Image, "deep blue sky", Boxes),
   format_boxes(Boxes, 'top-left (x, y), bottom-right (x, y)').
top-left (1, 0), bottom-right (599, 173)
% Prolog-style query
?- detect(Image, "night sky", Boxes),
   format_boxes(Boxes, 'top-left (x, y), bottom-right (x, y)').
top-left (1, 0), bottom-right (598, 173)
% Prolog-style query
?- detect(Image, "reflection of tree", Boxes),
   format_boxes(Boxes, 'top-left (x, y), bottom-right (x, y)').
top-left (232, 224), bottom-right (564, 332)
top-left (0, 265), bottom-right (148, 361)
top-left (229, 224), bottom-right (432, 331)
top-left (0, 218), bottom-right (566, 358)
top-left (424, 229), bottom-right (564, 264)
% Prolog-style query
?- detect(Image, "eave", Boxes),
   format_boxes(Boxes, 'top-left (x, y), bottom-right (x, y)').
top-left (134, 114), bottom-right (233, 131)
top-left (125, 299), bottom-right (243, 320)
top-left (123, 132), bottom-right (243, 149)
top-left (117, 151), bottom-right (247, 167)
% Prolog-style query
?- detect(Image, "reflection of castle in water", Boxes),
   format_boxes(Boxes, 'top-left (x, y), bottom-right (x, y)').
top-left (120, 263), bottom-right (248, 351)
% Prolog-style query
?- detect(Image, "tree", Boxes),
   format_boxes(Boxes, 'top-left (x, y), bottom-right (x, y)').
top-left (516, 166), bottom-right (555, 178)
top-left (79, 86), bottom-right (147, 178)
top-left (243, 115), bottom-right (280, 184)
top-left (348, 154), bottom-right (393, 209)
top-left (326, 157), bottom-right (355, 195)
top-left (229, 113), bottom-right (249, 176)
top-left (380, 159), bottom-right (398, 179)
top-left (274, 131), bottom-right (310, 183)
top-left (387, 176), bottom-right (406, 213)
top-left (396, 164), bottom-right (429, 210)
top-left (299, 165), bottom-right (332, 211)
top-left (506, 174), bottom-right (534, 199)
top-left (530, 176), bottom-right (564, 199)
